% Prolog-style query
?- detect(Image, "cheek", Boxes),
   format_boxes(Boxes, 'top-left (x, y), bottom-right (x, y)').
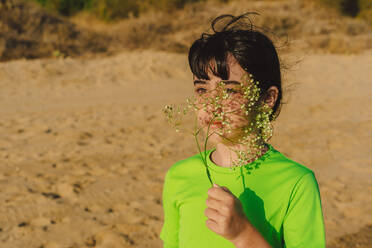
top-left (196, 110), bottom-right (208, 124)
top-left (223, 97), bottom-right (247, 115)
top-left (230, 116), bottom-right (249, 127)
top-left (223, 100), bottom-right (251, 127)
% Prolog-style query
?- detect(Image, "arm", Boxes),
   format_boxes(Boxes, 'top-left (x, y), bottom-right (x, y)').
top-left (159, 169), bottom-right (180, 248)
top-left (282, 172), bottom-right (326, 248)
top-left (231, 220), bottom-right (272, 248)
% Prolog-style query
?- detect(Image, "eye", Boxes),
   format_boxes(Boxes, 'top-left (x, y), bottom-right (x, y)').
top-left (195, 88), bottom-right (207, 95)
top-left (226, 88), bottom-right (238, 94)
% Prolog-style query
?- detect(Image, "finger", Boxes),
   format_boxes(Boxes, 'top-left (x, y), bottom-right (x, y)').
top-left (206, 197), bottom-right (232, 216)
top-left (208, 186), bottom-right (234, 201)
top-left (205, 218), bottom-right (219, 234)
top-left (206, 197), bottom-right (223, 212)
top-left (204, 207), bottom-right (221, 221)
top-left (213, 183), bottom-right (232, 194)
top-left (221, 186), bottom-right (231, 193)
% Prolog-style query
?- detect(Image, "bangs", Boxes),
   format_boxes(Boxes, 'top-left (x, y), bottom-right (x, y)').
top-left (188, 35), bottom-right (230, 80)
top-left (187, 13), bottom-right (283, 121)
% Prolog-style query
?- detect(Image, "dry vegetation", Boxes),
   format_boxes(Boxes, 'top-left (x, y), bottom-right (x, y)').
top-left (1, 0), bottom-right (372, 62)
top-left (0, 0), bottom-right (114, 61)
top-left (101, 0), bottom-right (372, 54)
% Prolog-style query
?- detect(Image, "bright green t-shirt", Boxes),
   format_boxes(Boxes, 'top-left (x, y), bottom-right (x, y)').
top-left (160, 143), bottom-right (326, 248)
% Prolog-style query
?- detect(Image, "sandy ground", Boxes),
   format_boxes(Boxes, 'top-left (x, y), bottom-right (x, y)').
top-left (0, 49), bottom-right (371, 247)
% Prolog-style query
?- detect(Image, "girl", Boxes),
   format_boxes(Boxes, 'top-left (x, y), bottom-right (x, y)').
top-left (160, 13), bottom-right (326, 248)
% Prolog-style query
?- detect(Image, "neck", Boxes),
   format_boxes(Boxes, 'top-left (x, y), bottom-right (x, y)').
top-left (211, 141), bottom-right (268, 168)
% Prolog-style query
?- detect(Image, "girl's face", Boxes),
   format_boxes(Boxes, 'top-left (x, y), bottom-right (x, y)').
top-left (193, 57), bottom-right (253, 145)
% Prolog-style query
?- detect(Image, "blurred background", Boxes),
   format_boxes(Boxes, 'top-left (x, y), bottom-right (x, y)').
top-left (0, 0), bottom-right (371, 247)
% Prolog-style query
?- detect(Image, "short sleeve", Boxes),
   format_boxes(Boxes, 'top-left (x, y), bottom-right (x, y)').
top-left (283, 172), bottom-right (326, 248)
top-left (159, 168), bottom-right (180, 248)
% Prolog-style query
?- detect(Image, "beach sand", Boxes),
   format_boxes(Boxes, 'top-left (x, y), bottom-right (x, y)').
top-left (0, 49), bottom-right (371, 247)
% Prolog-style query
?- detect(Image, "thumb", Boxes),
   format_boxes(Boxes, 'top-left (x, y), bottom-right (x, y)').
top-left (213, 184), bottom-right (231, 193)
top-left (221, 186), bottom-right (231, 193)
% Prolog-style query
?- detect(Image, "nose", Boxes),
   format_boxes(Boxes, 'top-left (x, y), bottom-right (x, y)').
top-left (210, 83), bottom-right (223, 97)
top-left (198, 81), bottom-right (225, 113)
top-left (214, 106), bottom-right (222, 114)
top-left (205, 95), bottom-right (223, 117)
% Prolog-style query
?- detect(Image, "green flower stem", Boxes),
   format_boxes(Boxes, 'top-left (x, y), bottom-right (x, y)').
top-left (193, 115), bottom-right (213, 186)
top-left (164, 73), bottom-right (274, 186)
top-left (194, 113), bottom-right (219, 187)
top-left (204, 118), bottom-right (215, 187)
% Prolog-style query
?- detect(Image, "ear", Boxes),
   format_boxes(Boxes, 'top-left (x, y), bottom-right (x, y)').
top-left (264, 86), bottom-right (279, 108)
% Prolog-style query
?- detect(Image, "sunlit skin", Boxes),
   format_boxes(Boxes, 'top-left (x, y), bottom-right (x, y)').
top-left (193, 55), bottom-right (279, 167)
top-left (194, 74), bottom-right (249, 146)
top-left (193, 54), bottom-right (279, 248)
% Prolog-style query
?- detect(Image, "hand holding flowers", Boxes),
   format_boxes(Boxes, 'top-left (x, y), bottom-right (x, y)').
top-left (205, 183), bottom-right (249, 241)
top-left (206, 184), bottom-right (272, 248)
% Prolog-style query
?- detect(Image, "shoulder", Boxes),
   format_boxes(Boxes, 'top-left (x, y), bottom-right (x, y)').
top-left (162, 152), bottom-right (206, 198)
top-left (268, 145), bottom-right (314, 178)
top-left (263, 145), bottom-right (319, 191)
top-left (266, 148), bottom-right (322, 210)
top-left (165, 151), bottom-right (205, 179)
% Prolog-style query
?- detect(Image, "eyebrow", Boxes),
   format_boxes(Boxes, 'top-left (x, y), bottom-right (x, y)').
top-left (193, 80), bottom-right (241, 85)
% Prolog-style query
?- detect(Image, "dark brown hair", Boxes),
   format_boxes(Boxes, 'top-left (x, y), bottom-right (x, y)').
top-left (188, 13), bottom-right (283, 121)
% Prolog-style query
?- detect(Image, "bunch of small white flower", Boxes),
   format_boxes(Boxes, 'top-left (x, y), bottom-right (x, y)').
top-left (163, 73), bottom-right (274, 184)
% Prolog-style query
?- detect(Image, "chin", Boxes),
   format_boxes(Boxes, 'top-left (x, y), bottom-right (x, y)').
top-left (199, 125), bottom-right (222, 144)
top-left (206, 132), bottom-right (224, 145)
top-left (202, 125), bottom-right (242, 146)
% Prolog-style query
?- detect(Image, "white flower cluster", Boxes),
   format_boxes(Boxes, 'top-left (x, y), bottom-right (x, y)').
top-left (163, 72), bottom-right (274, 177)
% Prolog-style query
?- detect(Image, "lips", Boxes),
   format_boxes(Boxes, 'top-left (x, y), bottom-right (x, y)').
top-left (201, 116), bottom-right (225, 127)
top-left (210, 121), bottom-right (223, 127)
